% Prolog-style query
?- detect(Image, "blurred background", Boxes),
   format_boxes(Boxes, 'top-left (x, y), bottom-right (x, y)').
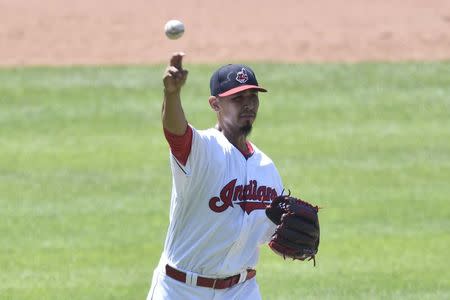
top-left (1, 0), bottom-right (450, 65)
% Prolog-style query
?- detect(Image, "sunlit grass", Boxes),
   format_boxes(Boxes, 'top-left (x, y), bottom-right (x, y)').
top-left (1, 62), bottom-right (449, 299)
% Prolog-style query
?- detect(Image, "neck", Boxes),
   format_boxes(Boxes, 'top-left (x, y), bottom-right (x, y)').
top-left (216, 124), bottom-right (248, 152)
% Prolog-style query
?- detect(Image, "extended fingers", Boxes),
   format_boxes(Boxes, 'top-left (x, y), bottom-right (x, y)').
top-left (170, 52), bottom-right (185, 70)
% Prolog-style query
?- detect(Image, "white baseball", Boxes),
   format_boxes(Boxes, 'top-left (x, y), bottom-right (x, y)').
top-left (164, 20), bottom-right (185, 40)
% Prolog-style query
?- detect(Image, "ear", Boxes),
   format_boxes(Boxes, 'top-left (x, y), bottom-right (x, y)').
top-left (209, 96), bottom-right (221, 112)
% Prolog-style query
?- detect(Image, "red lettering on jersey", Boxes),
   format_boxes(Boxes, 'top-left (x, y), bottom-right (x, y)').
top-left (209, 179), bottom-right (278, 214)
top-left (256, 186), bottom-right (267, 200)
top-left (251, 180), bottom-right (258, 199)
top-left (233, 185), bottom-right (243, 201)
top-left (209, 179), bottom-right (236, 212)
top-left (243, 183), bottom-right (252, 200)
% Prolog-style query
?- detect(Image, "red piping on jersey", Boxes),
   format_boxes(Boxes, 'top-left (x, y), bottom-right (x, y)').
top-left (163, 125), bottom-right (193, 166)
top-left (241, 141), bottom-right (254, 159)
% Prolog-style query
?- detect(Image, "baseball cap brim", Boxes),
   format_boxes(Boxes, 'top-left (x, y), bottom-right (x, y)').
top-left (218, 85), bottom-right (267, 97)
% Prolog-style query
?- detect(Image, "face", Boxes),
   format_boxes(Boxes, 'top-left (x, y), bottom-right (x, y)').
top-left (210, 89), bottom-right (260, 136)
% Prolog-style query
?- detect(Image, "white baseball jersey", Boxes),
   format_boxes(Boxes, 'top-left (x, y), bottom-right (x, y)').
top-left (148, 125), bottom-right (283, 299)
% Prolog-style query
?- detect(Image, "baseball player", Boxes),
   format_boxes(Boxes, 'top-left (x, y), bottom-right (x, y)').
top-left (146, 52), bottom-right (316, 300)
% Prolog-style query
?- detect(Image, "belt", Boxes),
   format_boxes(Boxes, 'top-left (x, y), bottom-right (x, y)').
top-left (165, 264), bottom-right (256, 289)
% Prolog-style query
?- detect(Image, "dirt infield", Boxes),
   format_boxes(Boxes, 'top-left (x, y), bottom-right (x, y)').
top-left (1, 0), bottom-right (449, 66)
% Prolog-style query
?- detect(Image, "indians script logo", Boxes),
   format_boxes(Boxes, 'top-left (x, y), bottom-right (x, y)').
top-left (235, 68), bottom-right (249, 83)
top-left (209, 179), bottom-right (278, 214)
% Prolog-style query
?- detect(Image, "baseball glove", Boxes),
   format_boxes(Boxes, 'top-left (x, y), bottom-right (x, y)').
top-left (265, 192), bottom-right (320, 265)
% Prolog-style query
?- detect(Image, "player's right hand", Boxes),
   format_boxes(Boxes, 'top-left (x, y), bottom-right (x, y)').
top-left (163, 52), bottom-right (188, 94)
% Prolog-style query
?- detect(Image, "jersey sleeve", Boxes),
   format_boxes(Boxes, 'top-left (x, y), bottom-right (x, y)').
top-left (167, 126), bottom-right (212, 192)
top-left (163, 125), bottom-right (193, 166)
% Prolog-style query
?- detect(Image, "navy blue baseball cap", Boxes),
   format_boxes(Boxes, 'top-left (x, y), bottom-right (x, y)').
top-left (210, 64), bottom-right (267, 97)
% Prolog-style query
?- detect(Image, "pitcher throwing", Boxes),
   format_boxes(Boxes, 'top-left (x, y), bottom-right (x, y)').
top-left (146, 52), bottom-right (320, 300)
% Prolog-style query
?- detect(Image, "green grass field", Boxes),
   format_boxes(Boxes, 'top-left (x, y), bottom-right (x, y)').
top-left (1, 62), bottom-right (449, 299)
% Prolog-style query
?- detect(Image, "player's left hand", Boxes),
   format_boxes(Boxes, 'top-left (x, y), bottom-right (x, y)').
top-left (265, 194), bottom-right (320, 264)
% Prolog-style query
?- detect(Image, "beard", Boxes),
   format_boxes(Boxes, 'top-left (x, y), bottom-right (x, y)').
top-left (240, 123), bottom-right (253, 136)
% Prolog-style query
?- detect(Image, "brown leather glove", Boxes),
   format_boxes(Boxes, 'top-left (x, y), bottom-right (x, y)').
top-left (266, 194), bottom-right (320, 265)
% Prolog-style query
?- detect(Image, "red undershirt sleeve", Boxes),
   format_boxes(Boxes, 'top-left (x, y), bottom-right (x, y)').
top-left (163, 125), bottom-right (193, 166)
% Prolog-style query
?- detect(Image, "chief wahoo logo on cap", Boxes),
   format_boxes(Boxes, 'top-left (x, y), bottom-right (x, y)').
top-left (235, 68), bottom-right (249, 84)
